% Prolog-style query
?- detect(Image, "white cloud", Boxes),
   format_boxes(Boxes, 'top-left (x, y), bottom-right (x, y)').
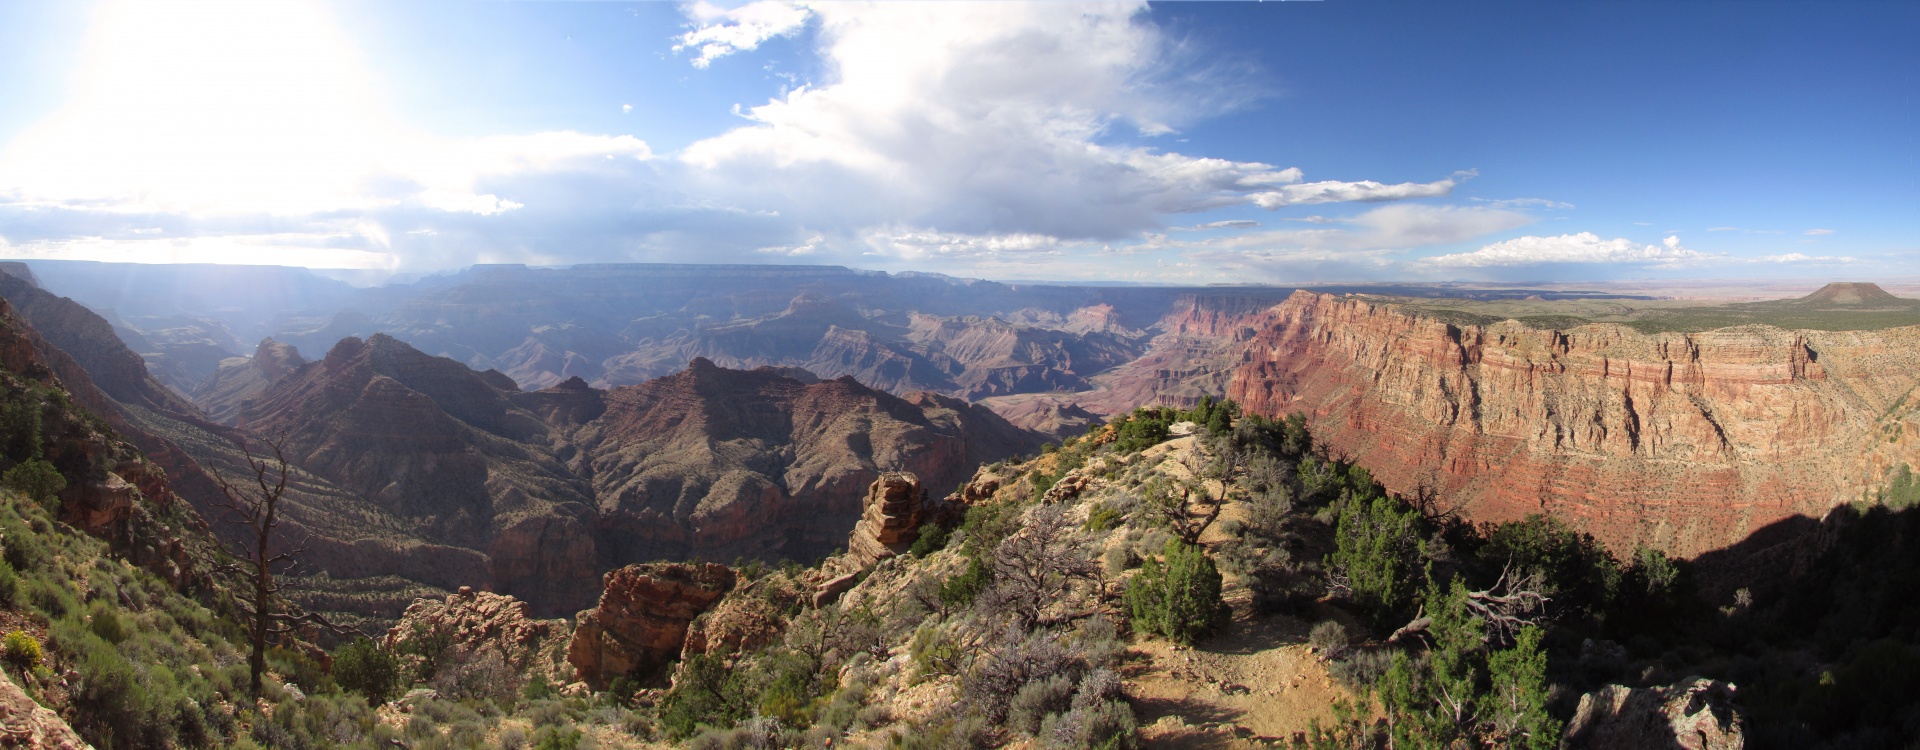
top-left (1427, 233), bottom-right (1705, 268)
top-left (1472, 197), bottom-right (1574, 210)
top-left (622, 104), bottom-right (633, 114)
top-left (1249, 174), bottom-right (1461, 209)
top-left (676, 3), bottom-right (1438, 245)
top-left (1755, 252), bottom-right (1856, 264)
top-left (1173, 220), bottom-right (1260, 231)
top-left (862, 228), bottom-right (1065, 261)
top-left (1804, 228), bottom-right (1836, 236)
top-left (1140, 205), bottom-right (1533, 259)
top-left (1708, 226), bottom-right (1741, 232)
top-left (674, 0), bottom-right (814, 69)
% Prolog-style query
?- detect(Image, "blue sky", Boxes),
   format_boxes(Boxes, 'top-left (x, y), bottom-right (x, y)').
top-left (0, 0), bottom-right (1914, 284)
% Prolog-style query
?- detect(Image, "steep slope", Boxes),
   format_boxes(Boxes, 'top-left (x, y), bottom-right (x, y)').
top-left (240, 334), bottom-right (602, 613)
top-left (576, 357), bottom-right (1041, 564)
top-left (1228, 291), bottom-right (1920, 556)
top-left (192, 337), bottom-right (307, 423)
top-left (230, 339), bottom-right (1044, 614)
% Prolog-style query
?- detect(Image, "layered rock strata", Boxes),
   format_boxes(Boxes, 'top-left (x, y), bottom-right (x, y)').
top-left (846, 472), bottom-right (930, 568)
top-left (1228, 291), bottom-right (1920, 556)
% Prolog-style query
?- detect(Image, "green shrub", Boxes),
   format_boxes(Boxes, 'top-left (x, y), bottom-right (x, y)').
top-left (909, 623), bottom-right (962, 680)
top-left (1083, 502), bottom-right (1125, 533)
top-left (1327, 492), bottom-right (1429, 628)
top-left (2, 526), bottom-right (40, 572)
top-left (659, 653), bottom-right (748, 739)
top-left (938, 555), bottom-right (992, 608)
top-left (908, 522), bottom-right (950, 557)
top-left (0, 561), bottom-right (15, 608)
top-left (1124, 539), bottom-right (1223, 645)
top-left (959, 501), bottom-right (1023, 555)
top-left (333, 638), bottom-right (401, 704)
top-left (4, 460), bottom-right (65, 510)
top-left (87, 600), bottom-right (127, 645)
top-left (3, 629), bottom-right (40, 671)
top-left (532, 727), bottom-right (582, 750)
top-left (523, 672), bottom-right (556, 702)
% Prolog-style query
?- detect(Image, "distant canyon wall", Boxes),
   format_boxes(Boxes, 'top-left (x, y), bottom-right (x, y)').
top-left (1228, 292), bottom-right (1920, 557)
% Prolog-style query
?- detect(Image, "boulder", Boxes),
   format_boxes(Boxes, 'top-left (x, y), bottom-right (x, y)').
top-left (567, 562), bottom-right (735, 689)
top-left (1562, 677), bottom-right (1745, 750)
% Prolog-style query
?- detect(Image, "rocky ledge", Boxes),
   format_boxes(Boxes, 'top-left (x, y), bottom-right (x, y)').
top-left (566, 562), bottom-right (736, 689)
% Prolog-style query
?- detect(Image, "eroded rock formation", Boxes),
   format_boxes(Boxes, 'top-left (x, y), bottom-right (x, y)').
top-left (1229, 291), bottom-right (1920, 556)
top-left (384, 588), bottom-right (573, 684)
top-left (846, 472), bottom-right (929, 568)
top-left (567, 562), bottom-right (736, 688)
top-left (1563, 678), bottom-right (1745, 749)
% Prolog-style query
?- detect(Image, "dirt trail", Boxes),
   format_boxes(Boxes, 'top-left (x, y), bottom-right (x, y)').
top-left (1122, 437), bottom-right (1357, 748)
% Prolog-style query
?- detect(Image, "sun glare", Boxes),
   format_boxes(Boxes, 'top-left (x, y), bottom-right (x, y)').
top-left (0, 0), bottom-right (392, 215)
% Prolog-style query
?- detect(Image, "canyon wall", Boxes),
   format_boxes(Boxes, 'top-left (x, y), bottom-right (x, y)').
top-left (1228, 291), bottom-right (1920, 556)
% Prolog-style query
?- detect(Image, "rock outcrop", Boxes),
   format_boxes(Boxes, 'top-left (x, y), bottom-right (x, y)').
top-left (384, 588), bottom-right (572, 684)
top-left (846, 473), bottom-right (930, 568)
top-left (567, 562), bottom-right (736, 688)
top-left (1563, 678), bottom-right (1745, 749)
top-left (1228, 291), bottom-right (1920, 556)
top-left (0, 668), bottom-right (90, 749)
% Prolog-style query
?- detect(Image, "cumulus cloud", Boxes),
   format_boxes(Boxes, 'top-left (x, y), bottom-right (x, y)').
top-left (1427, 233), bottom-right (1705, 268)
top-left (676, 3), bottom-right (1437, 244)
top-left (1804, 228), bottom-right (1836, 236)
top-left (0, 0), bottom-right (1486, 276)
top-left (673, 0), bottom-right (814, 68)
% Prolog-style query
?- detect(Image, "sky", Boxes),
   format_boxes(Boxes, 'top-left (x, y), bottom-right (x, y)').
top-left (0, 0), bottom-right (1914, 284)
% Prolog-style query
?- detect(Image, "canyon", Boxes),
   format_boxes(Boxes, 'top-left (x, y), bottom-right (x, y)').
top-left (9, 258), bottom-right (1920, 615)
top-left (1228, 288), bottom-right (1920, 556)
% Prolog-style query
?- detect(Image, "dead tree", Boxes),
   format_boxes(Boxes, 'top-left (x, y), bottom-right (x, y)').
top-left (985, 504), bottom-right (1097, 627)
top-left (1143, 441), bottom-right (1250, 545)
top-left (1388, 564), bottom-right (1549, 646)
top-left (210, 436), bottom-right (354, 694)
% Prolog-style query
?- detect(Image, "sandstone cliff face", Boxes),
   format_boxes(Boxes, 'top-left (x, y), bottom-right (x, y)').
top-left (567, 562), bottom-right (736, 688)
top-left (1228, 292), bottom-right (1920, 556)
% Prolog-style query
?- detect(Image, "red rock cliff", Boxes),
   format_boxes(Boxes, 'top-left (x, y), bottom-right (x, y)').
top-left (1228, 291), bottom-right (1920, 556)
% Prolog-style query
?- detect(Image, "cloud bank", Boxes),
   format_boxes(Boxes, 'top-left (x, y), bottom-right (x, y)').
top-left (1427, 233), bottom-right (1703, 268)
